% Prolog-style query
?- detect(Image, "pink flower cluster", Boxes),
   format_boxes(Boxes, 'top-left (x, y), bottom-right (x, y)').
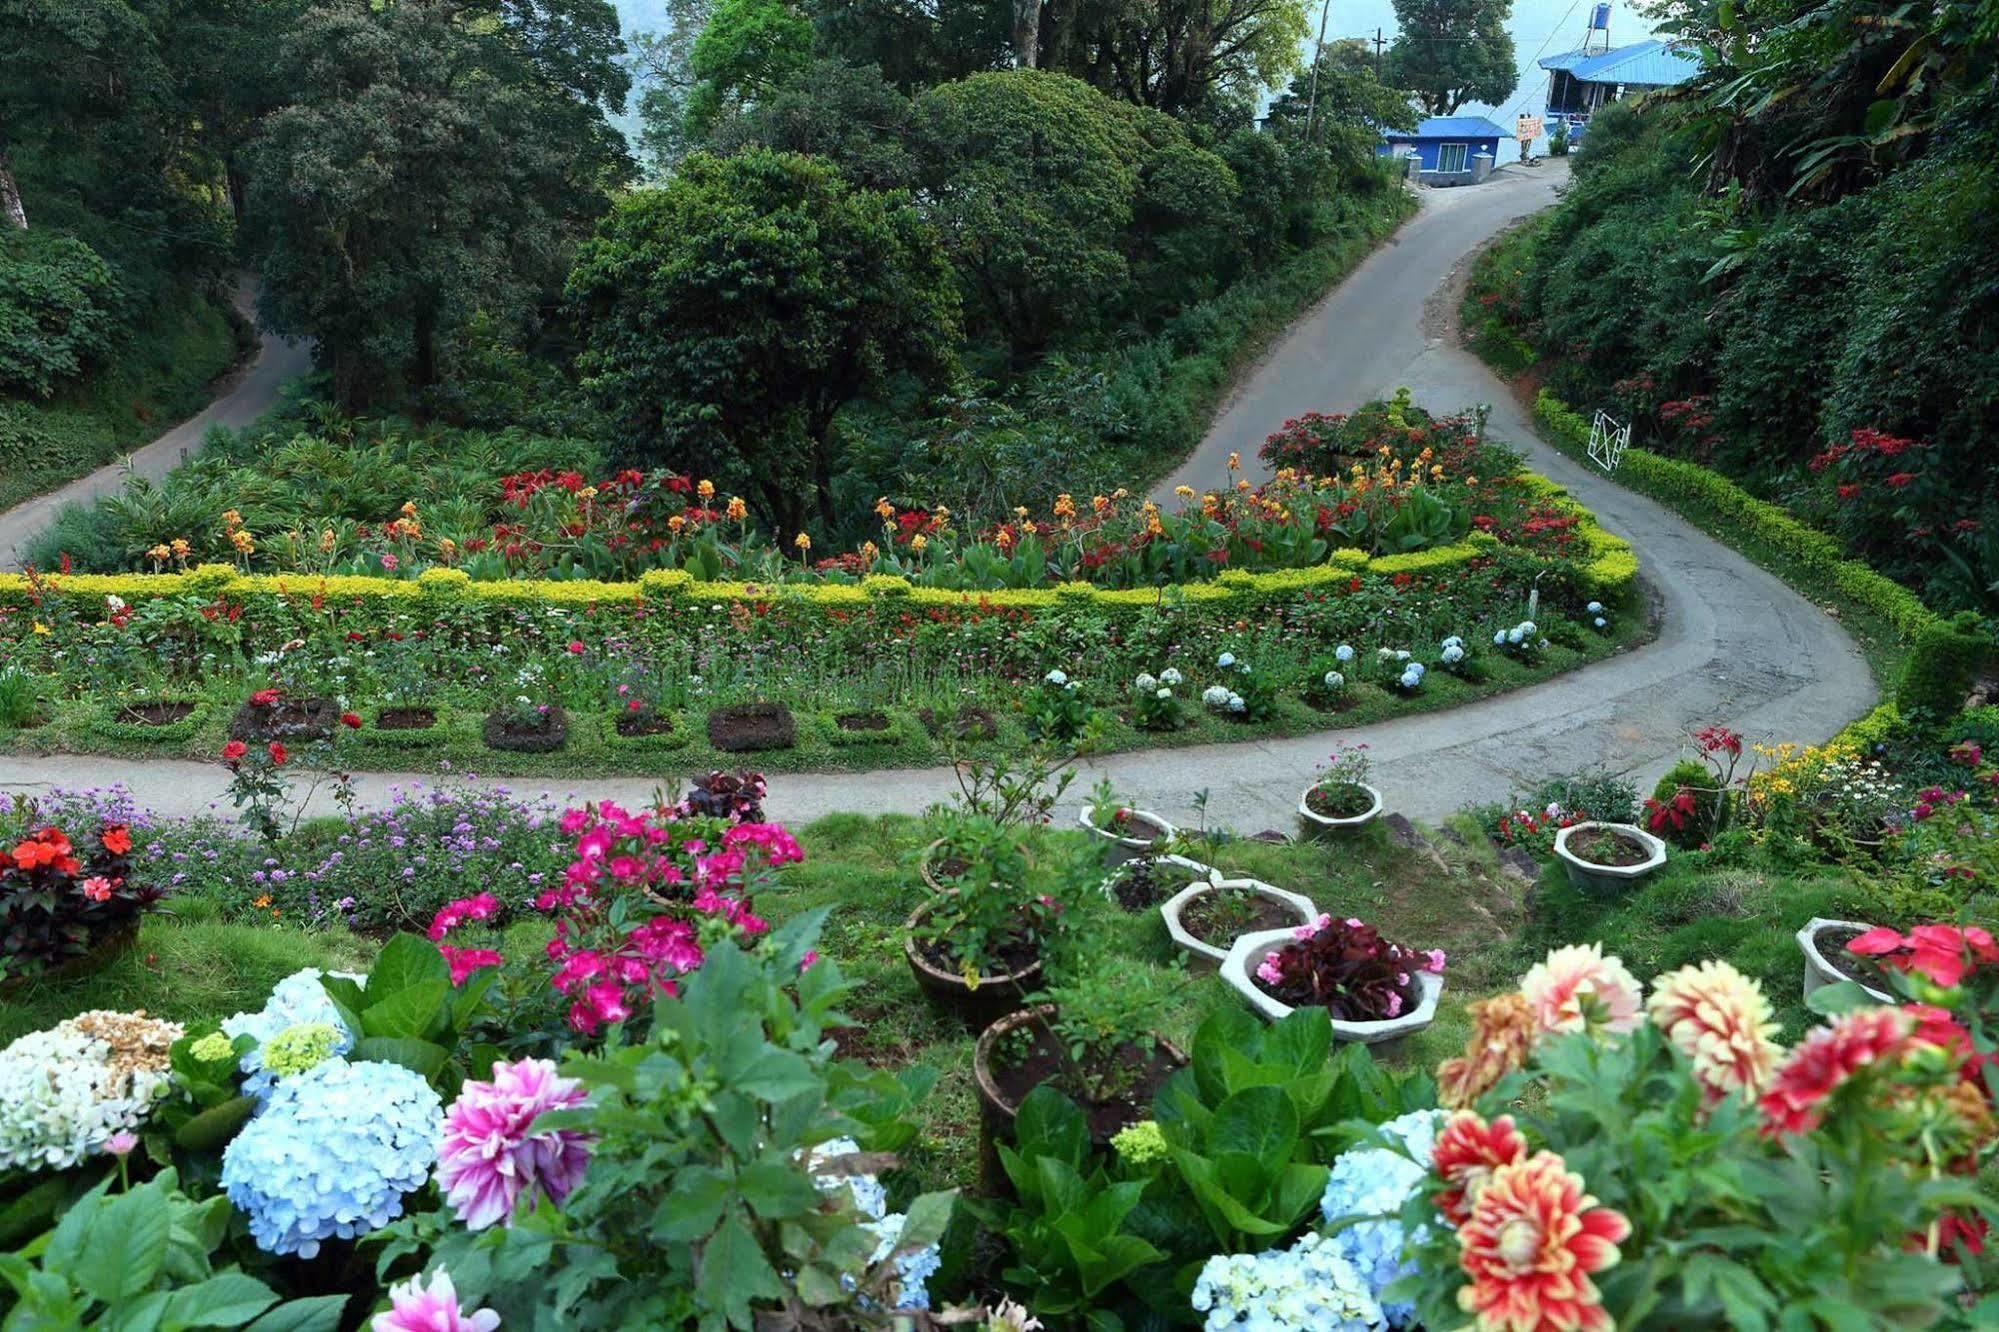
top-left (429, 893), bottom-right (505, 985)
top-left (438, 1057), bottom-right (592, 1230)
top-left (539, 801), bottom-right (804, 1033)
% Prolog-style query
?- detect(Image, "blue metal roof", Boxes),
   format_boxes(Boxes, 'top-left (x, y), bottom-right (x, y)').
top-left (1385, 116), bottom-right (1510, 141)
top-left (1538, 39), bottom-right (1699, 87)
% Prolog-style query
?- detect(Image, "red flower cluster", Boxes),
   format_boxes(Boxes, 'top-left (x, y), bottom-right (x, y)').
top-left (1848, 924), bottom-right (1999, 991)
top-left (5, 826), bottom-right (80, 875)
top-left (1759, 1008), bottom-right (1914, 1135)
top-left (248, 687), bottom-right (282, 708)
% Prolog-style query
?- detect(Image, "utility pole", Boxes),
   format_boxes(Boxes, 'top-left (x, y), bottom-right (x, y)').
top-left (1373, 27), bottom-right (1385, 79)
top-left (1302, 0), bottom-right (1332, 142)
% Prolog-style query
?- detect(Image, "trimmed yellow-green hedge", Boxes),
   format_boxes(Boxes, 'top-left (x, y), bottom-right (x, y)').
top-left (0, 472), bottom-right (1638, 614)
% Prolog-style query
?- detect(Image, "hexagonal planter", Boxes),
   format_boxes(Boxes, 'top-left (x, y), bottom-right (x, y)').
top-left (1099, 854), bottom-right (1218, 910)
top-left (1161, 878), bottom-right (1317, 968)
top-left (1797, 917), bottom-right (1895, 1006)
top-left (1077, 805), bottom-right (1175, 863)
top-left (1553, 822), bottom-right (1667, 894)
top-left (1297, 782), bottom-right (1383, 840)
top-left (1219, 927), bottom-right (1444, 1045)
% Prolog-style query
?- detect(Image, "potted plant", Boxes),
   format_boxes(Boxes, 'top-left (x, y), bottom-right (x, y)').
top-left (1100, 852), bottom-right (1217, 912)
top-left (1796, 917), bottom-right (1896, 1005)
top-left (1076, 779), bottom-right (1173, 862)
top-left (1219, 914), bottom-right (1445, 1046)
top-left (1161, 877), bottom-right (1318, 967)
top-left (1297, 744), bottom-right (1383, 838)
top-left (972, 962), bottom-right (1185, 1159)
top-left (1553, 821), bottom-right (1668, 893)
top-left (903, 818), bottom-right (1083, 1026)
top-left (482, 691), bottom-right (569, 753)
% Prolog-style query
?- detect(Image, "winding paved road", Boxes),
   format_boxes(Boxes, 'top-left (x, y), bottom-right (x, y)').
top-left (0, 275), bottom-right (312, 570)
top-left (0, 169), bottom-right (1879, 831)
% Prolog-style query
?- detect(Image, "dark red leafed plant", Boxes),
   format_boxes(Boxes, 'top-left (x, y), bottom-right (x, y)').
top-left (0, 823), bottom-right (158, 980)
top-left (1251, 913), bottom-right (1447, 1022)
top-left (676, 770), bottom-right (768, 824)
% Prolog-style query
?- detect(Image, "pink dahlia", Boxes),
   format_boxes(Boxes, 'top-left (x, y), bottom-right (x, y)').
top-left (1645, 959), bottom-right (1781, 1100)
top-left (1519, 944), bottom-right (1644, 1041)
top-left (1455, 1150), bottom-right (1630, 1332)
top-left (1759, 1007), bottom-right (1913, 1135)
top-left (437, 1058), bottom-right (592, 1230)
top-left (371, 1269), bottom-right (499, 1332)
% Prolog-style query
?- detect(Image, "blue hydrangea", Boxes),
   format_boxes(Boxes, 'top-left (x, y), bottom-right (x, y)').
top-left (1586, 601), bottom-right (1604, 614)
top-left (1190, 1232), bottom-right (1382, 1331)
top-left (1335, 644), bottom-right (1355, 663)
top-left (1217, 651), bottom-right (1237, 668)
top-left (221, 1058), bottom-right (442, 1257)
top-left (807, 1136), bottom-right (889, 1222)
top-left (1319, 1108), bottom-right (1445, 1326)
top-left (222, 968), bottom-right (364, 1101)
top-left (866, 1211), bottom-right (942, 1311)
top-left (1397, 662), bottom-right (1425, 690)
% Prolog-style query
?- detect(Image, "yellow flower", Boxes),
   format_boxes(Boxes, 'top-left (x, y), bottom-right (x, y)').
top-left (32, 621), bottom-right (49, 636)
top-left (1175, 485), bottom-right (1195, 499)
top-left (1113, 488), bottom-right (1128, 499)
top-left (1013, 506), bottom-right (1029, 520)
top-left (697, 479), bottom-right (715, 500)
top-left (1226, 451), bottom-right (1240, 471)
top-left (170, 538), bottom-right (191, 556)
top-left (230, 530), bottom-right (256, 554)
top-left (667, 514), bottom-right (686, 533)
top-left (793, 532), bottom-right (811, 552)
top-left (726, 496), bottom-right (748, 522)
top-left (577, 486), bottom-right (597, 502)
top-left (1091, 494), bottom-right (1109, 514)
top-left (933, 505), bottom-right (951, 522)
top-left (861, 540), bottom-right (880, 561)
top-left (400, 500), bottom-right (418, 518)
top-left (1467, 476), bottom-right (1479, 487)
top-left (1235, 479), bottom-right (1250, 492)
top-left (1053, 494), bottom-right (1076, 521)
top-left (875, 497), bottom-right (895, 521)
top-left (911, 533), bottom-right (928, 552)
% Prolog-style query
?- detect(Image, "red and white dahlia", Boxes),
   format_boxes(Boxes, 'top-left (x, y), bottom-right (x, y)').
top-left (1645, 959), bottom-right (1782, 1100)
top-left (1433, 1110), bottom-right (1529, 1226)
top-left (1455, 1150), bottom-right (1631, 1332)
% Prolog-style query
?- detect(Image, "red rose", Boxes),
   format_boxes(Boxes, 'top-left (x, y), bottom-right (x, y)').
top-left (268, 741), bottom-right (289, 767)
top-left (221, 740), bottom-right (248, 762)
top-left (340, 712), bottom-right (363, 729)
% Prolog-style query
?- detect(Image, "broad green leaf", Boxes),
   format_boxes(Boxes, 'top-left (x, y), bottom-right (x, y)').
top-left (367, 933), bottom-right (451, 997)
top-left (1014, 1084), bottom-right (1088, 1165)
top-left (158, 1272), bottom-right (279, 1327)
top-left (737, 1159), bottom-right (821, 1220)
top-left (71, 1187), bottom-right (171, 1305)
top-left (698, 1208), bottom-right (784, 1329)
top-left (653, 1166), bottom-right (733, 1241)
top-left (241, 1295), bottom-right (348, 1331)
top-left (350, 1036), bottom-right (450, 1080)
top-left (172, 1095), bottom-right (259, 1153)
top-left (357, 980), bottom-right (452, 1041)
top-left (1207, 1085), bottom-right (1297, 1175)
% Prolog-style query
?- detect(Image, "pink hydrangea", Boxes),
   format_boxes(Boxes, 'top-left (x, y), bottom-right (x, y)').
top-left (371, 1270), bottom-right (499, 1332)
top-left (437, 1058), bottom-right (592, 1230)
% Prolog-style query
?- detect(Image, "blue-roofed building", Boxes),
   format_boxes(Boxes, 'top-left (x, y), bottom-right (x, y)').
top-left (1377, 116), bottom-right (1509, 186)
top-left (1540, 38), bottom-right (1700, 142)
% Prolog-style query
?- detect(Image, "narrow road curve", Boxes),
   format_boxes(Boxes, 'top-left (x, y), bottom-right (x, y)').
top-left (0, 172), bottom-right (1879, 831)
top-left (0, 275), bottom-right (311, 570)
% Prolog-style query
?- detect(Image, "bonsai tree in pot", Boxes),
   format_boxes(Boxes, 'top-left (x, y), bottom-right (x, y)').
top-left (1299, 744), bottom-right (1383, 837)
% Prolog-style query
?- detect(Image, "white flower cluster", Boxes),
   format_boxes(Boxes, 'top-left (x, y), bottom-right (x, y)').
top-left (807, 1137), bottom-right (941, 1312)
top-left (1190, 1231), bottom-right (1383, 1331)
top-left (1044, 668), bottom-right (1076, 690)
top-left (1587, 600), bottom-right (1609, 629)
top-left (1439, 635), bottom-right (1466, 666)
top-left (1203, 685), bottom-right (1246, 714)
top-left (1494, 620), bottom-right (1545, 650)
top-left (1318, 1109), bottom-right (1446, 1326)
top-left (1322, 670), bottom-right (1346, 690)
top-left (1135, 667), bottom-right (1182, 700)
top-left (0, 1011), bottom-right (183, 1173)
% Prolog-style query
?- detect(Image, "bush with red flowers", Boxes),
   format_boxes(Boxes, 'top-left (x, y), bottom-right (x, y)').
top-left (0, 822), bottom-right (158, 980)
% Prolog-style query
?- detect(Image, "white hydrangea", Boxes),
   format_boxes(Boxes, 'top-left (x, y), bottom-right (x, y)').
top-left (1201, 685), bottom-right (1232, 709)
top-left (1191, 1232), bottom-right (1383, 1332)
top-left (1594, 617), bottom-right (1608, 629)
top-left (1397, 663), bottom-right (1426, 690)
top-left (0, 1012), bottom-right (183, 1173)
top-left (1044, 669), bottom-right (1068, 686)
top-left (1440, 643), bottom-right (1465, 666)
top-left (1160, 667), bottom-right (1184, 686)
top-left (1135, 673), bottom-right (1159, 692)
top-left (1586, 601), bottom-right (1604, 614)
top-left (1156, 688), bottom-right (1173, 700)
top-left (1322, 670), bottom-right (1346, 690)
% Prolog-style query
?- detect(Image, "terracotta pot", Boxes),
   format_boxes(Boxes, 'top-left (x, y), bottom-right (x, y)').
top-left (902, 896), bottom-right (1042, 1028)
top-left (1553, 822), bottom-right (1667, 894)
top-left (1297, 782), bottom-right (1383, 839)
top-left (971, 1003), bottom-right (1187, 1195)
top-left (1219, 928), bottom-right (1444, 1049)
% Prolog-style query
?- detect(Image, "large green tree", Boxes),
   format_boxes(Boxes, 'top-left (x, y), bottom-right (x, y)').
top-left (245, 0), bottom-right (632, 409)
top-left (1383, 0), bottom-right (1516, 116)
top-left (1032, 0), bottom-right (1312, 116)
top-left (567, 150), bottom-right (961, 535)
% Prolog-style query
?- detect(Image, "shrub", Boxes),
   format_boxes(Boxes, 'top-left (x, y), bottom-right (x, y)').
top-left (0, 821), bottom-right (158, 980)
top-left (0, 230), bottom-right (119, 398)
top-left (1645, 758), bottom-right (1725, 850)
top-left (1894, 611), bottom-right (1992, 719)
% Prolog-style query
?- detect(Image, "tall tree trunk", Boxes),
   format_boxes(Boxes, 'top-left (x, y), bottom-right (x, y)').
top-left (1012, 0), bottom-right (1040, 67)
top-left (225, 159), bottom-right (247, 230)
top-left (0, 132), bottom-right (27, 231)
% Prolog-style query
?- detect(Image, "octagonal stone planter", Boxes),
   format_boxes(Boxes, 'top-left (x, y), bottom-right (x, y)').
top-left (1797, 916), bottom-right (1895, 1006)
top-left (1297, 782), bottom-right (1383, 840)
top-left (1161, 878), bottom-right (1317, 968)
top-left (1100, 853), bottom-right (1219, 906)
top-left (1077, 805), bottom-right (1175, 863)
top-left (1553, 822), bottom-right (1667, 895)
top-left (1219, 927), bottom-right (1444, 1045)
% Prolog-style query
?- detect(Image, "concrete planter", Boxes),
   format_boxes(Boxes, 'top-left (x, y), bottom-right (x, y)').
top-left (1797, 917), bottom-right (1895, 1006)
top-left (1077, 805), bottom-right (1175, 863)
top-left (1297, 783), bottom-right (1383, 840)
top-left (1161, 879), bottom-right (1317, 968)
top-left (1219, 927), bottom-right (1444, 1045)
top-left (1099, 854), bottom-right (1218, 906)
top-left (1553, 822), bottom-right (1667, 894)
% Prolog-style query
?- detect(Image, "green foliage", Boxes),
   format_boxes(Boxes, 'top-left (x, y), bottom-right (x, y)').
top-left (708, 58), bottom-right (921, 191)
top-left (0, 1169), bottom-right (345, 1330)
top-left (429, 913), bottom-right (953, 1329)
top-left (1383, 0), bottom-right (1518, 116)
top-left (318, 933), bottom-right (495, 1094)
top-left (570, 149), bottom-right (960, 534)
top-left (683, 0), bottom-right (816, 136)
top-left (1649, 758), bottom-right (1724, 850)
top-left (0, 230), bottom-right (119, 398)
top-left (1896, 611), bottom-right (1993, 718)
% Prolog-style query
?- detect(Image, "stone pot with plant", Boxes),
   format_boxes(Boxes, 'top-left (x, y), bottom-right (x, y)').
top-left (1553, 822), bottom-right (1668, 894)
top-left (1795, 917), bottom-right (1897, 1005)
top-left (902, 817), bottom-right (1084, 1027)
top-left (1219, 914), bottom-right (1445, 1046)
top-left (1076, 779), bottom-right (1173, 862)
top-left (1298, 743), bottom-right (1383, 838)
top-left (1161, 878), bottom-right (1317, 967)
top-left (1101, 853), bottom-right (1217, 912)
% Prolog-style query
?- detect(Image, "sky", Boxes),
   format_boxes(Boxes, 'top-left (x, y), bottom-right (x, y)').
top-left (606, 0), bottom-right (1670, 162)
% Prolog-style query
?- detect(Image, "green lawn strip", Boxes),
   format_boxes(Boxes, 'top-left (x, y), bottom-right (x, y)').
top-left (0, 291), bottom-right (247, 516)
top-left (0, 608), bottom-right (1650, 778)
